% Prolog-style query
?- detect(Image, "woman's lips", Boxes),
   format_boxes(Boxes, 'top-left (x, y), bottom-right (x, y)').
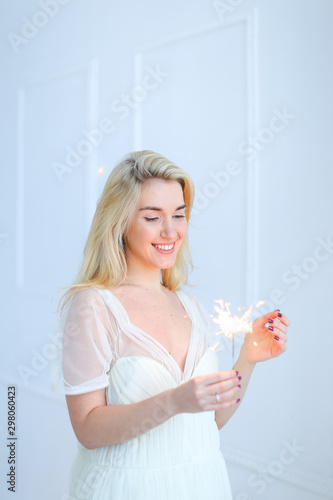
top-left (151, 242), bottom-right (176, 254)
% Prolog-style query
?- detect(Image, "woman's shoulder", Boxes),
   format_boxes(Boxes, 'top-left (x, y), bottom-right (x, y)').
top-left (67, 286), bottom-right (119, 317)
top-left (70, 285), bottom-right (105, 303)
top-left (67, 286), bottom-right (124, 327)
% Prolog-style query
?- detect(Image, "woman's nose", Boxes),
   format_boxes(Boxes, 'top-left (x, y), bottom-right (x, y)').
top-left (160, 219), bottom-right (177, 238)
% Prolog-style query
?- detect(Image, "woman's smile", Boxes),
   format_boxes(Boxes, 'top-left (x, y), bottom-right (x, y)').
top-left (151, 242), bottom-right (176, 253)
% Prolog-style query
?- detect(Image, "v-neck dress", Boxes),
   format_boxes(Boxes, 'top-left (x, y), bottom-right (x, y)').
top-left (49, 286), bottom-right (233, 500)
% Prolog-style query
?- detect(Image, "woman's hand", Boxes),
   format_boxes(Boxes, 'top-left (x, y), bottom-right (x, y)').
top-left (242, 309), bottom-right (291, 363)
top-left (171, 370), bottom-right (241, 414)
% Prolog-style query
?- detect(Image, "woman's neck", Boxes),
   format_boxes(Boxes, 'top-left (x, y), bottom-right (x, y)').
top-left (121, 269), bottom-right (164, 293)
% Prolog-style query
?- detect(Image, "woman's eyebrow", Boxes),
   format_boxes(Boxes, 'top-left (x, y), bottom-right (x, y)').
top-left (139, 204), bottom-right (187, 211)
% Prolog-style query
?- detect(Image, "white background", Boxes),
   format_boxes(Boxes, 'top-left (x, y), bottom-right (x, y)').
top-left (1, 0), bottom-right (333, 499)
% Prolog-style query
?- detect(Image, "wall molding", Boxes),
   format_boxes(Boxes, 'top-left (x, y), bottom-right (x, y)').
top-left (133, 12), bottom-right (260, 307)
top-left (245, 8), bottom-right (259, 305)
top-left (15, 59), bottom-right (99, 297)
top-left (133, 15), bottom-right (253, 150)
top-left (222, 441), bottom-right (333, 498)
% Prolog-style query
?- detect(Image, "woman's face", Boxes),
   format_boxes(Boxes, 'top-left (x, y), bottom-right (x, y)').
top-left (124, 178), bottom-right (188, 270)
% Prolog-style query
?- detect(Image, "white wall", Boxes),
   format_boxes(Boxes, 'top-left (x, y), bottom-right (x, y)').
top-left (1, 0), bottom-right (332, 498)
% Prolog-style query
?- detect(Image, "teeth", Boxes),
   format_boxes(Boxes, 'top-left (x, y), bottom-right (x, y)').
top-left (153, 243), bottom-right (174, 250)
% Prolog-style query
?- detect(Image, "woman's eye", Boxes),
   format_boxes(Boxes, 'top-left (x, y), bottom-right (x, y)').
top-left (145, 215), bottom-right (186, 222)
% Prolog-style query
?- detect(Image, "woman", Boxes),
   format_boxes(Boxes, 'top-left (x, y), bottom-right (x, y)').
top-left (50, 150), bottom-right (290, 499)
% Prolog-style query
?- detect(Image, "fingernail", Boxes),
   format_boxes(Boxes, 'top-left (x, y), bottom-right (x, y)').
top-left (274, 336), bottom-right (280, 341)
top-left (237, 385), bottom-right (241, 390)
top-left (278, 312), bottom-right (283, 318)
top-left (269, 326), bottom-right (274, 331)
top-left (236, 398), bottom-right (241, 403)
top-left (238, 376), bottom-right (242, 381)
top-left (268, 318), bottom-right (273, 324)
top-left (235, 371), bottom-right (239, 376)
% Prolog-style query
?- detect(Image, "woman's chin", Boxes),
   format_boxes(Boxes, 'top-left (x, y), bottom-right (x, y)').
top-left (155, 258), bottom-right (176, 270)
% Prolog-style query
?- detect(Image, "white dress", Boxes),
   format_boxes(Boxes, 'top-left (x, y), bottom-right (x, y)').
top-left (49, 287), bottom-right (233, 500)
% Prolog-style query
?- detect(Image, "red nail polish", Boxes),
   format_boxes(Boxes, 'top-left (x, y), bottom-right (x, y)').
top-left (278, 312), bottom-right (282, 318)
top-left (238, 376), bottom-right (242, 381)
top-left (269, 326), bottom-right (274, 331)
top-left (274, 336), bottom-right (280, 341)
top-left (237, 385), bottom-right (241, 390)
top-left (235, 371), bottom-right (239, 376)
top-left (236, 398), bottom-right (241, 403)
top-left (268, 318), bottom-right (273, 324)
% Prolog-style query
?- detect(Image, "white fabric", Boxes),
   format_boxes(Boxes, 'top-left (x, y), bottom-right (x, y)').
top-left (49, 287), bottom-right (233, 500)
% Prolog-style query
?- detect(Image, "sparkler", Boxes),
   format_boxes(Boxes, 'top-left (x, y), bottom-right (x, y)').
top-left (210, 299), bottom-right (264, 366)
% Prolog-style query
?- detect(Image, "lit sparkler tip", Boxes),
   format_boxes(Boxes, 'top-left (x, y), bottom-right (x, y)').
top-left (210, 297), bottom-right (265, 365)
top-left (210, 297), bottom-right (259, 341)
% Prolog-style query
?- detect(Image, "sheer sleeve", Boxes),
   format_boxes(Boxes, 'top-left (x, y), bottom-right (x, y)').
top-left (49, 287), bottom-right (120, 395)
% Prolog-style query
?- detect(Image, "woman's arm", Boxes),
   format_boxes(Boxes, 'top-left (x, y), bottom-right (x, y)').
top-left (67, 367), bottom-right (241, 449)
top-left (214, 346), bottom-right (256, 430)
top-left (66, 386), bottom-right (179, 450)
top-left (214, 309), bottom-right (290, 431)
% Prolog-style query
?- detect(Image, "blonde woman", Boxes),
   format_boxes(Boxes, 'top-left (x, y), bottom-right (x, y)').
top-left (50, 150), bottom-right (290, 499)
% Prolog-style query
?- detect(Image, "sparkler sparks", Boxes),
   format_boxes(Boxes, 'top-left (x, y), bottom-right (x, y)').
top-left (210, 298), bottom-right (264, 365)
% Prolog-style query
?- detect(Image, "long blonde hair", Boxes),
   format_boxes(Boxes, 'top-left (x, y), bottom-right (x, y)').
top-left (54, 150), bottom-right (196, 315)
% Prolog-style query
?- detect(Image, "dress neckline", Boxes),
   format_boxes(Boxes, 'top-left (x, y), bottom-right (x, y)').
top-left (102, 288), bottom-right (194, 377)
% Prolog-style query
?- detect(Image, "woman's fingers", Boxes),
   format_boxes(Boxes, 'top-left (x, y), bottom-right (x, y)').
top-left (266, 311), bottom-right (290, 343)
top-left (174, 368), bottom-right (243, 413)
top-left (192, 370), bottom-right (242, 409)
top-left (278, 311), bottom-right (291, 327)
top-left (214, 382), bottom-right (241, 402)
top-left (206, 371), bottom-right (241, 406)
top-left (212, 396), bottom-right (241, 410)
top-left (215, 376), bottom-right (241, 392)
top-left (203, 369), bottom-right (239, 386)
top-left (268, 319), bottom-right (288, 334)
top-left (257, 310), bottom-right (291, 329)
top-left (267, 320), bottom-right (288, 341)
